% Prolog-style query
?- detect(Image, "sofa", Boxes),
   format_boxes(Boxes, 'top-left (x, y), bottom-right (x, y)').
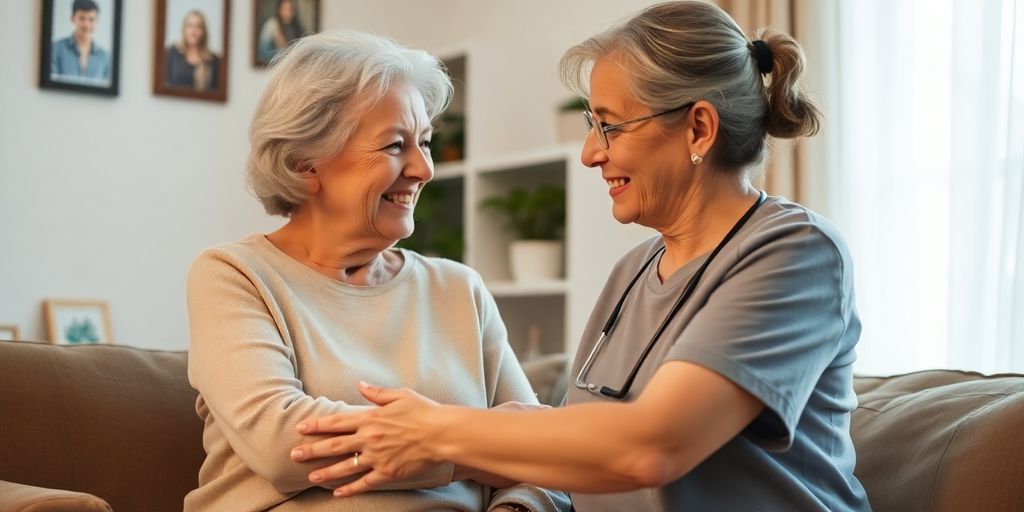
top-left (1, 341), bottom-right (1022, 511)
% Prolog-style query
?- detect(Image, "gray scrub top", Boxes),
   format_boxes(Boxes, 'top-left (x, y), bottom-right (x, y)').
top-left (567, 196), bottom-right (871, 512)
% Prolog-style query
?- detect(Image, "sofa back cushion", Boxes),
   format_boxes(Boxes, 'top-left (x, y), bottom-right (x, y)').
top-left (852, 370), bottom-right (1024, 511)
top-left (0, 342), bottom-right (203, 511)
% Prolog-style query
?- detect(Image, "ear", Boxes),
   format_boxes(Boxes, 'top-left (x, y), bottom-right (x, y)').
top-left (685, 100), bottom-right (719, 162)
top-left (296, 163), bottom-right (320, 194)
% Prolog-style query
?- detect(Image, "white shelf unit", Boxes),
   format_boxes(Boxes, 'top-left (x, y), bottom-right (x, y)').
top-left (410, 53), bottom-right (653, 359)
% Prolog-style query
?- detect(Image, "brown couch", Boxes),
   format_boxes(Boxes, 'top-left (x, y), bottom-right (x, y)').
top-left (1, 341), bottom-right (1022, 511)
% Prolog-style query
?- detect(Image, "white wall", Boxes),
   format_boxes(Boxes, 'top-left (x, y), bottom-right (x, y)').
top-left (0, 1), bottom-right (663, 349)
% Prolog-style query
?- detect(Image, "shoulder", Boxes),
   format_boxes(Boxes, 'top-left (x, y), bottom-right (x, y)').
top-left (188, 235), bottom-right (273, 285)
top-left (743, 197), bottom-right (850, 263)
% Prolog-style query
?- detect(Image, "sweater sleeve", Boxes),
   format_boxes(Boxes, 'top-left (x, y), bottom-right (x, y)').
top-left (472, 273), bottom-right (571, 512)
top-left (186, 250), bottom-right (454, 494)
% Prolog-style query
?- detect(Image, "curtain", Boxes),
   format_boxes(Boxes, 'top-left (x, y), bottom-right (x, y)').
top-left (717, 0), bottom-right (841, 216)
top-left (833, 0), bottom-right (1024, 374)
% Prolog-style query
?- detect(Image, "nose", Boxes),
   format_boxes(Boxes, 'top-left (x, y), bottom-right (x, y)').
top-left (405, 145), bottom-right (434, 183)
top-left (580, 129), bottom-right (608, 169)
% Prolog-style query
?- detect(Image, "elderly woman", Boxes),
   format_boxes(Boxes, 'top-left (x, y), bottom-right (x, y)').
top-left (184, 30), bottom-right (569, 512)
top-left (290, 2), bottom-right (872, 511)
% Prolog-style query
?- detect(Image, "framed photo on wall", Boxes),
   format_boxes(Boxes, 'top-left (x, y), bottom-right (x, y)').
top-left (0, 325), bottom-right (20, 342)
top-left (39, 0), bottom-right (122, 96)
top-left (43, 299), bottom-right (113, 345)
top-left (253, 0), bottom-right (319, 67)
top-left (153, 0), bottom-right (231, 102)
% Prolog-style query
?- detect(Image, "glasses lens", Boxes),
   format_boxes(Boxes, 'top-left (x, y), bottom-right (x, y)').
top-left (583, 111), bottom-right (609, 149)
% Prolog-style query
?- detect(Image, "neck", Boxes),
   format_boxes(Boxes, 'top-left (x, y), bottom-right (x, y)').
top-left (73, 33), bottom-right (91, 49)
top-left (656, 171), bottom-right (759, 281)
top-left (267, 208), bottom-right (401, 286)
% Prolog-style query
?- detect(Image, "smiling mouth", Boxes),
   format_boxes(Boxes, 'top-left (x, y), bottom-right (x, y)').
top-left (383, 192), bottom-right (414, 206)
top-left (606, 178), bottom-right (630, 188)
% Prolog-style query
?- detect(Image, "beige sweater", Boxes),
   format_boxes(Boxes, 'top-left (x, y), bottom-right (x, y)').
top-left (184, 235), bottom-right (568, 511)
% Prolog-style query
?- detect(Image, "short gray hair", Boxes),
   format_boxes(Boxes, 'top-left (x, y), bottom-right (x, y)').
top-left (560, 1), bottom-right (820, 171)
top-left (248, 30), bottom-right (453, 216)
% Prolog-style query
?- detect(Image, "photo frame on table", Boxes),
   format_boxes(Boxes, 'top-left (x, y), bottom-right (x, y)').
top-left (252, 0), bottom-right (320, 67)
top-left (0, 325), bottom-right (20, 342)
top-left (43, 299), bottom-right (113, 345)
top-left (39, 0), bottom-right (122, 96)
top-left (153, 0), bottom-right (231, 102)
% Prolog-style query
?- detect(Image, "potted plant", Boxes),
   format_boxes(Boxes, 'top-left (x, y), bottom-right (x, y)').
top-left (480, 185), bottom-right (566, 282)
top-left (556, 96), bottom-right (588, 144)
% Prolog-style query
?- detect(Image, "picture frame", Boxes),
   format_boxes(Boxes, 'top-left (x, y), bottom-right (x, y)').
top-left (43, 299), bottom-right (113, 345)
top-left (252, 0), bottom-right (320, 67)
top-left (39, 0), bottom-right (122, 96)
top-left (0, 325), bottom-right (20, 342)
top-left (153, 0), bottom-right (231, 102)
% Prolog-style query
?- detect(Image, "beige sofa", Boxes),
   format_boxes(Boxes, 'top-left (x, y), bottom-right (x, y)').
top-left (1, 341), bottom-right (1022, 511)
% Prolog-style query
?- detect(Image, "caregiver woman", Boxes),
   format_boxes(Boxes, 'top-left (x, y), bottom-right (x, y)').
top-left (290, 2), bottom-right (871, 510)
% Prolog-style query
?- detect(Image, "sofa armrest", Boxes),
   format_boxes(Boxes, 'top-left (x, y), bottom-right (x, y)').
top-left (0, 480), bottom-right (111, 512)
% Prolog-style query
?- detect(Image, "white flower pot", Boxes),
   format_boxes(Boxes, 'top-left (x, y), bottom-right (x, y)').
top-left (510, 240), bottom-right (564, 282)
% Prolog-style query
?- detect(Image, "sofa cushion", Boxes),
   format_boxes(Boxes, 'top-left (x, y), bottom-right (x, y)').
top-left (852, 370), bottom-right (1024, 511)
top-left (0, 479), bottom-right (111, 512)
top-left (0, 342), bottom-right (203, 512)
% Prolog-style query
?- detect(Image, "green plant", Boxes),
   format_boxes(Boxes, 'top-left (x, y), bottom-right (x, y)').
top-left (400, 184), bottom-right (464, 261)
top-left (479, 185), bottom-right (566, 240)
top-left (558, 96), bottom-right (588, 112)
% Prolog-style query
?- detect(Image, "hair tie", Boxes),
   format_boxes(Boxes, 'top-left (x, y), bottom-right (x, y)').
top-left (749, 39), bottom-right (774, 75)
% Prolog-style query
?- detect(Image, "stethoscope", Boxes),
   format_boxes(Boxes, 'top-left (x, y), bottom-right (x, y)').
top-left (574, 190), bottom-right (767, 399)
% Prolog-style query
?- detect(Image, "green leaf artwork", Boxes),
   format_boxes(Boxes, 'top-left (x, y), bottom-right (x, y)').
top-left (65, 317), bottom-right (100, 344)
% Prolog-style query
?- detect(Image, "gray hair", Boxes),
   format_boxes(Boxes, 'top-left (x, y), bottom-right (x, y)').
top-left (248, 30), bottom-right (453, 216)
top-left (560, 1), bottom-right (820, 171)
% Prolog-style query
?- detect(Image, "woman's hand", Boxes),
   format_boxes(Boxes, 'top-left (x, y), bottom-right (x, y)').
top-left (291, 381), bottom-right (448, 496)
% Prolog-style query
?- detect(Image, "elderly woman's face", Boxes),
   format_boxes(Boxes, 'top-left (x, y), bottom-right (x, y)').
top-left (581, 55), bottom-right (692, 229)
top-left (313, 82), bottom-right (434, 243)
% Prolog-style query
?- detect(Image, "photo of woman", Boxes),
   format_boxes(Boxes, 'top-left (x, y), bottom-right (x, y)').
top-left (153, 0), bottom-right (229, 101)
top-left (254, 0), bottom-right (318, 67)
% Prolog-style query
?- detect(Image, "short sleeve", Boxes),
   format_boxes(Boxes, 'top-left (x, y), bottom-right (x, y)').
top-left (665, 221), bottom-right (851, 451)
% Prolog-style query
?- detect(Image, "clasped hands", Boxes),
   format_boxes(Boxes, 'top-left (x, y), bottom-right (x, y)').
top-left (290, 381), bottom-right (540, 497)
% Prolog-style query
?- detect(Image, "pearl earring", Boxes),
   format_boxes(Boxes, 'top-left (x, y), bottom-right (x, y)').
top-left (691, 153), bottom-right (704, 165)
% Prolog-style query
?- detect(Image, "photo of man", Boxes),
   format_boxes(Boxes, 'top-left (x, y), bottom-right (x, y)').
top-left (50, 0), bottom-right (111, 85)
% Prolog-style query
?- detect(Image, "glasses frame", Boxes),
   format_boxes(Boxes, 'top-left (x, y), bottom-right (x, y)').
top-left (583, 102), bottom-right (695, 149)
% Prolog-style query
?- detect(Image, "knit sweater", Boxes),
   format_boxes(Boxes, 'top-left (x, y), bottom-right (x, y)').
top-left (184, 234), bottom-right (568, 511)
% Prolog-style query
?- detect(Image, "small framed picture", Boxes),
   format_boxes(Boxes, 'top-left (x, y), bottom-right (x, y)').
top-left (43, 299), bottom-right (113, 345)
top-left (0, 325), bottom-right (20, 342)
top-left (153, 0), bottom-right (231, 102)
top-left (253, 0), bottom-right (319, 67)
top-left (39, 0), bottom-right (122, 96)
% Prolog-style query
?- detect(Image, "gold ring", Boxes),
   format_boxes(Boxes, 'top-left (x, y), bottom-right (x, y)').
top-left (352, 452), bottom-right (360, 469)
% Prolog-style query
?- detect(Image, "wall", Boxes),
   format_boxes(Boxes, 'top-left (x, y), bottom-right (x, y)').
top-left (0, 1), bottom-right (674, 349)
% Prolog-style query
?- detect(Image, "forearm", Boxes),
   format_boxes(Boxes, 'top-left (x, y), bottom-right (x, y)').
top-left (433, 402), bottom-right (672, 493)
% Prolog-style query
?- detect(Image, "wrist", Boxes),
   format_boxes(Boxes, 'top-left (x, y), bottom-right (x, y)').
top-left (428, 404), bottom-right (464, 462)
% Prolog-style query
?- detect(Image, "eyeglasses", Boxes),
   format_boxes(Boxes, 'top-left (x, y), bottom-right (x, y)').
top-left (574, 190), bottom-right (767, 399)
top-left (582, 102), bottom-right (695, 150)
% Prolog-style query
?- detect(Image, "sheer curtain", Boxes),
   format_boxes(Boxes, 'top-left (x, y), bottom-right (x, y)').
top-left (833, 0), bottom-right (1024, 374)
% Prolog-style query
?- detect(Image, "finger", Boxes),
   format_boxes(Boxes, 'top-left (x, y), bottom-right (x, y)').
top-left (291, 435), bottom-right (360, 462)
top-left (297, 412), bottom-right (362, 435)
top-left (357, 381), bottom-right (408, 406)
top-left (332, 469), bottom-right (394, 497)
top-left (308, 453), bottom-right (367, 483)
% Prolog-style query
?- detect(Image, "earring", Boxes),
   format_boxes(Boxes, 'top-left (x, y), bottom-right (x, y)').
top-left (691, 153), bottom-right (703, 165)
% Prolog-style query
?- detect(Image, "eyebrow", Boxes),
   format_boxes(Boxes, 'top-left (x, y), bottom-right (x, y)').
top-left (374, 125), bottom-right (432, 139)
